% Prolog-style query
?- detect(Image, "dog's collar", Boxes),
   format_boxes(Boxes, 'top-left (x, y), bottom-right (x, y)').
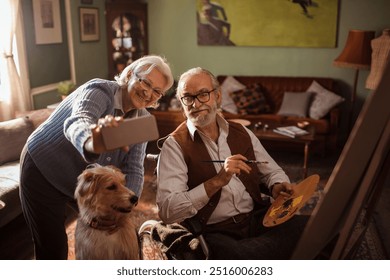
top-left (87, 217), bottom-right (119, 234)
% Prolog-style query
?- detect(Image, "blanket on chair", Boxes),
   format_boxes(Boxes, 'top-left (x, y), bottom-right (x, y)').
top-left (151, 222), bottom-right (205, 260)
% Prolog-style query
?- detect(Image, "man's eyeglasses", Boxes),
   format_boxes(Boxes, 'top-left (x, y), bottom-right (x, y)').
top-left (136, 75), bottom-right (164, 99)
top-left (180, 89), bottom-right (216, 106)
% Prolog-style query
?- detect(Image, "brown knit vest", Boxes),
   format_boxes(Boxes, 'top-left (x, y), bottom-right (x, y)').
top-left (170, 121), bottom-right (265, 230)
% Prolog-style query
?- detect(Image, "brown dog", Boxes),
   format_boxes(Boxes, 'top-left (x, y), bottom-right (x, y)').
top-left (74, 164), bottom-right (140, 259)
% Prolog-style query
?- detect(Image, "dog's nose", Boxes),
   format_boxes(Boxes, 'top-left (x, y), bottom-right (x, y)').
top-left (130, 195), bottom-right (138, 205)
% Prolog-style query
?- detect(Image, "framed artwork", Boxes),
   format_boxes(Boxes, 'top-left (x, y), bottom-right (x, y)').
top-left (32, 0), bottom-right (63, 44)
top-left (196, 0), bottom-right (339, 47)
top-left (79, 7), bottom-right (100, 42)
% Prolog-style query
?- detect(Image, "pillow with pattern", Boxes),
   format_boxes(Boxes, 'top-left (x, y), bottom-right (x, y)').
top-left (230, 83), bottom-right (270, 115)
top-left (307, 80), bottom-right (345, 120)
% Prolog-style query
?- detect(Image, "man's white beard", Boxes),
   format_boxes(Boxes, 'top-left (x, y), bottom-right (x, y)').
top-left (189, 104), bottom-right (218, 127)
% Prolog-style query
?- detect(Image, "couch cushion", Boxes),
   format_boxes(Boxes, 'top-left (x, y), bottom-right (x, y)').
top-left (277, 91), bottom-right (313, 117)
top-left (307, 80), bottom-right (345, 120)
top-left (220, 76), bottom-right (246, 114)
top-left (16, 108), bottom-right (54, 129)
top-left (0, 161), bottom-right (22, 228)
top-left (230, 83), bottom-right (271, 115)
top-left (0, 117), bottom-right (34, 165)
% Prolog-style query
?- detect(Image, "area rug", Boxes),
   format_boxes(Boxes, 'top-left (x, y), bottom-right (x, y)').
top-left (351, 218), bottom-right (387, 259)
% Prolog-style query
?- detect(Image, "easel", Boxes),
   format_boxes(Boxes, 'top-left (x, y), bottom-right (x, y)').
top-left (331, 119), bottom-right (390, 259)
top-left (292, 61), bottom-right (390, 260)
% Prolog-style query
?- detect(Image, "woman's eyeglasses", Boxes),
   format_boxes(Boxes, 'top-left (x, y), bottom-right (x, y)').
top-left (136, 75), bottom-right (163, 99)
top-left (180, 89), bottom-right (216, 106)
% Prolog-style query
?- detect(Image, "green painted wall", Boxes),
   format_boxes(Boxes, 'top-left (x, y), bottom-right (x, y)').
top-left (23, 0), bottom-right (71, 88)
top-left (70, 0), bottom-right (108, 85)
top-left (29, 0), bottom-right (389, 125)
top-left (28, 0), bottom-right (108, 109)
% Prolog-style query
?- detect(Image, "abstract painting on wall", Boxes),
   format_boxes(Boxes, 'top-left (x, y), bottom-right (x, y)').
top-left (196, 0), bottom-right (339, 47)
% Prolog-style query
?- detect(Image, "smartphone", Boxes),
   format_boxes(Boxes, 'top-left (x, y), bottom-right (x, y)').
top-left (101, 114), bottom-right (159, 150)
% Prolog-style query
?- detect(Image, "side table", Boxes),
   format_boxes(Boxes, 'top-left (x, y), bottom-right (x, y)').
top-left (252, 126), bottom-right (316, 179)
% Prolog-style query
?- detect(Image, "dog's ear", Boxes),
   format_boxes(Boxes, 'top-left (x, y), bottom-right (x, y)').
top-left (75, 170), bottom-right (96, 198)
top-left (84, 171), bottom-right (94, 182)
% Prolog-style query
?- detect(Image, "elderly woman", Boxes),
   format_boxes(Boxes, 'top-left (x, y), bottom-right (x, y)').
top-left (20, 55), bottom-right (174, 259)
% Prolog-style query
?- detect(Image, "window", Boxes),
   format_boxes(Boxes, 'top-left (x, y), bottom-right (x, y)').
top-left (0, 0), bottom-right (28, 104)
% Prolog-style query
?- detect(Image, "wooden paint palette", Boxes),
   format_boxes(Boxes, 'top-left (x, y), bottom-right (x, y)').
top-left (263, 174), bottom-right (320, 227)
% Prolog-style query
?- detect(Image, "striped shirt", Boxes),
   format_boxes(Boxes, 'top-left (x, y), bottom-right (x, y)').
top-left (27, 78), bottom-right (148, 198)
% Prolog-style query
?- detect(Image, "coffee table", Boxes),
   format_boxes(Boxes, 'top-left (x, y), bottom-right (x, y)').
top-left (252, 126), bottom-right (316, 179)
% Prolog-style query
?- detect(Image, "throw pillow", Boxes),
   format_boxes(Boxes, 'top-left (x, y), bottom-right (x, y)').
top-left (307, 80), bottom-right (345, 120)
top-left (0, 117), bottom-right (34, 165)
top-left (277, 91), bottom-right (313, 117)
top-left (230, 83), bottom-right (270, 115)
top-left (220, 76), bottom-right (246, 114)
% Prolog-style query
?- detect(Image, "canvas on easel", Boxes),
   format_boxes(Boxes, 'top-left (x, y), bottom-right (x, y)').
top-left (291, 61), bottom-right (390, 259)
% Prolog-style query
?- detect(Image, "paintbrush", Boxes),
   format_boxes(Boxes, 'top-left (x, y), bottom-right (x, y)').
top-left (202, 160), bottom-right (269, 164)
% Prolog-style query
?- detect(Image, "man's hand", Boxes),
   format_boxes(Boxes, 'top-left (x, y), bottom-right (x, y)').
top-left (271, 182), bottom-right (295, 199)
top-left (204, 154), bottom-right (252, 197)
top-left (223, 154), bottom-right (252, 177)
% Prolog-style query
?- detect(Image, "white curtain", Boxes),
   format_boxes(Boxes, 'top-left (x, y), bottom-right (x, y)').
top-left (0, 0), bottom-right (32, 121)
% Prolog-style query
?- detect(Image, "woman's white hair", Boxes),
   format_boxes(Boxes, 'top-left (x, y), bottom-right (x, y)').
top-left (115, 55), bottom-right (174, 92)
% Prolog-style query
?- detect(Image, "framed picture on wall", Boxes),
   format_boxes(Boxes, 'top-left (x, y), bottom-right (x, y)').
top-left (32, 0), bottom-right (63, 44)
top-left (79, 7), bottom-right (100, 42)
top-left (196, 0), bottom-right (339, 47)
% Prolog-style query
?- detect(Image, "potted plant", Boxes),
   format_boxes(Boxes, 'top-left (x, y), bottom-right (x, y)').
top-left (57, 80), bottom-right (76, 100)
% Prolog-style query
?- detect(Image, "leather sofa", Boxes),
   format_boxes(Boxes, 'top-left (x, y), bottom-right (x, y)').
top-left (152, 76), bottom-right (343, 153)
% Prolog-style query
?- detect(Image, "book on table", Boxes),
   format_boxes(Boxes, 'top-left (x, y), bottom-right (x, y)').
top-left (273, 125), bottom-right (309, 138)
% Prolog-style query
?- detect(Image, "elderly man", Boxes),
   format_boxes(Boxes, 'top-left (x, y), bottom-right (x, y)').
top-left (156, 67), bottom-right (308, 259)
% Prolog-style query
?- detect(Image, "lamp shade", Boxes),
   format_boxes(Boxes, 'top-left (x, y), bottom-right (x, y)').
top-left (334, 30), bottom-right (376, 69)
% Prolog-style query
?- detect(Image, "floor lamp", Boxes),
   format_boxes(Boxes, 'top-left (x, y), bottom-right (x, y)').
top-left (333, 30), bottom-right (375, 132)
